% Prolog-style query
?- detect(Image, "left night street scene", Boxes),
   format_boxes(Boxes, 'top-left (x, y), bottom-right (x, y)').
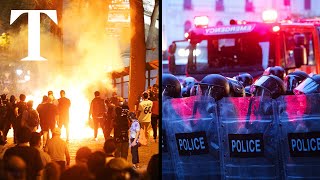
top-left (0, 0), bottom-right (159, 179)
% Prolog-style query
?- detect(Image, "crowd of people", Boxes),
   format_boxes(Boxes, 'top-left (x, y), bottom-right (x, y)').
top-left (0, 128), bottom-right (159, 179)
top-left (0, 84), bottom-right (159, 179)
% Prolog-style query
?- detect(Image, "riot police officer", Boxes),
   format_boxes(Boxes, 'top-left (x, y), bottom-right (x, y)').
top-left (227, 77), bottom-right (245, 97)
top-left (181, 77), bottom-right (197, 97)
top-left (162, 74), bottom-right (182, 99)
top-left (294, 74), bottom-right (320, 95)
top-left (252, 75), bottom-right (286, 99)
top-left (234, 73), bottom-right (254, 97)
top-left (199, 74), bottom-right (230, 101)
top-left (263, 66), bottom-right (286, 80)
top-left (284, 71), bottom-right (309, 95)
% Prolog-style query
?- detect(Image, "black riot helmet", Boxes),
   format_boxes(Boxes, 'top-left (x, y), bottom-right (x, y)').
top-left (285, 71), bottom-right (309, 95)
top-left (181, 77), bottom-right (197, 97)
top-left (227, 77), bottom-right (245, 97)
top-left (162, 74), bottom-right (182, 98)
top-left (199, 74), bottom-right (230, 100)
top-left (263, 66), bottom-right (286, 80)
top-left (294, 74), bottom-right (320, 95)
top-left (234, 73), bottom-right (253, 87)
top-left (252, 75), bottom-right (286, 99)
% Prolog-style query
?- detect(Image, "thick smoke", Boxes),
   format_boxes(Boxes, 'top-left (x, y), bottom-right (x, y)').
top-left (5, 1), bottom-right (131, 138)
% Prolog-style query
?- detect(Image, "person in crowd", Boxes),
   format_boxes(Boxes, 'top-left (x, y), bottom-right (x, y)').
top-left (44, 128), bottom-right (70, 173)
top-left (3, 155), bottom-right (27, 180)
top-left (48, 91), bottom-right (58, 106)
top-left (0, 130), bottom-right (14, 160)
top-left (3, 95), bottom-right (16, 142)
top-left (110, 92), bottom-right (118, 105)
top-left (60, 147), bottom-right (92, 180)
top-left (0, 94), bottom-right (9, 142)
top-left (38, 96), bottom-right (58, 146)
top-left (149, 90), bottom-right (159, 143)
top-left (89, 91), bottom-right (106, 141)
top-left (105, 99), bottom-right (115, 138)
top-left (137, 92), bottom-right (153, 143)
top-left (42, 162), bottom-right (61, 180)
top-left (128, 112), bottom-right (140, 169)
top-left (75, 146), bottom-right (92, 167)
top-left (114, 97), bottom-right (129, 160)
top-left (60, 165), bottom-right (92, 180)
top-left (3, 127), bottom-right (43, 180)
top-left (21, 100), bottom-right (40, 132)
top-left (30, 132), bottom-right (51, 167)
top-left (14, 94), bottom-right (28, 144)
top-left (37, 96), bottom-right (48, 146)
top-left (146, 154), bottom-right (159, 180)
top-left (103, 138), bottom-right (116, 164)
top-left (98, 158), bottom-right (140, 180)
top-left (58, 90), bottom-right (71, 142)
top-left (87, 151), bottom-right (106, 179)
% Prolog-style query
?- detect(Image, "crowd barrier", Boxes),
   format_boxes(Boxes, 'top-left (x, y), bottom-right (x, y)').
top-left (161, 94), bottom-right (320, 179)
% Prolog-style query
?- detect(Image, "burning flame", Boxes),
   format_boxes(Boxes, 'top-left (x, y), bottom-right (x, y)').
top-left (5, 0), bottom-right (131, 140)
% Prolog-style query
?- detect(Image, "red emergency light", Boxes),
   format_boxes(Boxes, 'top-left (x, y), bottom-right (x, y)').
top-left (194, 16), bottom-right (209, 28)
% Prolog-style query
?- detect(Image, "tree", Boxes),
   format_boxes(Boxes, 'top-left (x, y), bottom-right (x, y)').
top-left (128, 0), bottom-right (146, 111)
top-left (146, 0), bottom-right (159, 50)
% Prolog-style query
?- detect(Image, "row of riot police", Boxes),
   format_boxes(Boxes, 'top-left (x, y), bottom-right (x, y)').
top-left (162, 66), bottom-right (320, 179)
top-left (163, 66), bottom-right (320, 100)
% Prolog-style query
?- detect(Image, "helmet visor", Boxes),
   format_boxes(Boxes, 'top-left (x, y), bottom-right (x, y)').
top-left (294, 77), bottom-right (320, 95)
top-left (253, 76), bottom-right (272, 88)
top-left (285, 75), bottom-right (300, 92)
top-left (253, 86), bottom-right (271, 97)
top-left (162, 84), bottom-right (177, 98)
top-left (198, 83), bottom-right (225, 100)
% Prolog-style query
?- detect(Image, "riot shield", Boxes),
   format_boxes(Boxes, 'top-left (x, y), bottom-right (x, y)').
top-left (163, 96), bottom-right (220, 179)
top-left (219, 96), bottom-right (280, 179)
top-left (277, 93), bottom-right (320, 179)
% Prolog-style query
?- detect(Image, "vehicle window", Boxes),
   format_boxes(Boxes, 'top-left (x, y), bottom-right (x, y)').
top-left (207, 36), bottom-right (268, 68)
top-left (284, 31), bottom-right (315, 66)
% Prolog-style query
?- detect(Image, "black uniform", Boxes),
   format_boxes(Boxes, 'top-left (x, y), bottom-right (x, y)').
top-left (114, 104), bottom-right (129, 159)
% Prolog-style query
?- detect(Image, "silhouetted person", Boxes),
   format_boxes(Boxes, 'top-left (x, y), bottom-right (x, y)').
top-left (37, 96), bottom-right (48, 146)
top-left (4, 155), bottom-right (27, 180)
top-left (3, 95), bottom-right (15, 142)
top-left (30, 132), bottom-right (51, 167)
top-left (14, 94), bottom-right (27, 144)
top-left (21, 100), bottom-right (40, 132)
top-left (3, 127), bottom-right (43, 180)
top-left (38, 96), bottom-right (58, 146)
top-left (58, 90), bottom-right (71, 142)
top-left (114, 97), bottom-right (129, 160)
top-left (89, 91), bottom-right (106, 141)
top-left (103, 138), bottom-right (116, 164)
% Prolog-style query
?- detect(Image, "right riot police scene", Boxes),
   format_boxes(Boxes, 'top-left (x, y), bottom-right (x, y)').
top-left (162, 0), bottom-right (320, 179)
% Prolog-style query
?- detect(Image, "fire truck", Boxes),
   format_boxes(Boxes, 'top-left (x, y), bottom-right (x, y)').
top-left (167, 10), bottom-right (320, 80)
